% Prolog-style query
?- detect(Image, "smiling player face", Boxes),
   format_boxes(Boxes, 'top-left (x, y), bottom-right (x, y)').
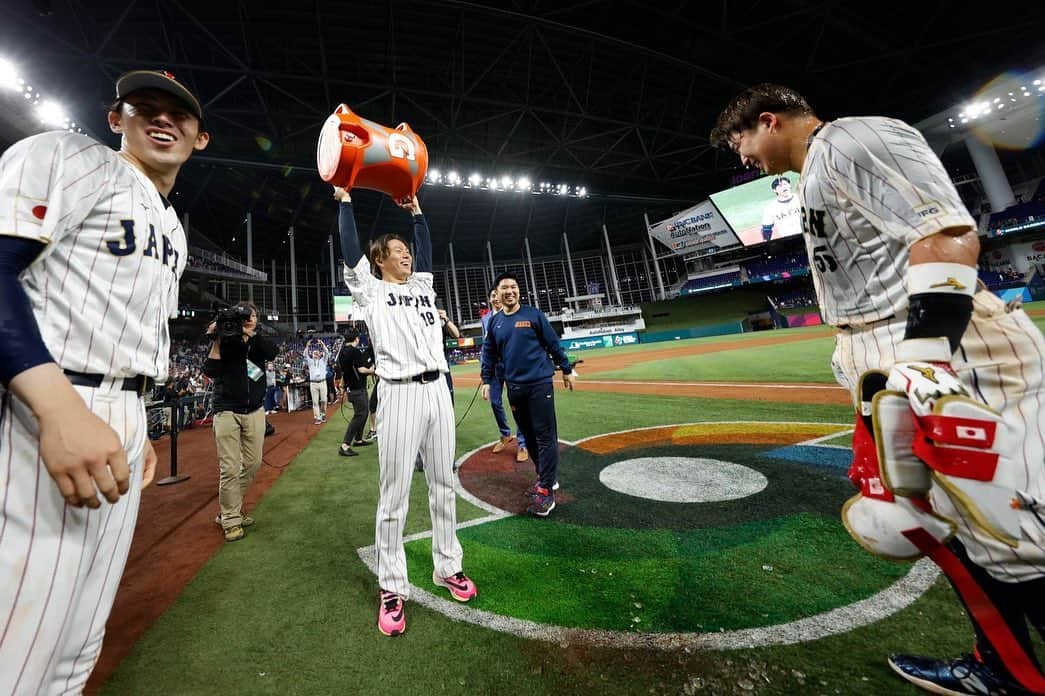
top-left (376, 239), bottom-right (412, 282)
top-left (108, 89), bottom-right (209, 190)
top-left (728, 114), bottom-right (791, 176)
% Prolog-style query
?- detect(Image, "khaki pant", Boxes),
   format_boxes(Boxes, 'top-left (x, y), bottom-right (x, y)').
top-left (214, 407), bottom-right (265, 529)
top-left (310, 380), bottom-right (328, 421)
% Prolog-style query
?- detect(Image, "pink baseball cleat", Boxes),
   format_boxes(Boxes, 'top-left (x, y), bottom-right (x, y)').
top-left (377, 590), bottom-right (406, 636)
top-left (433, 571), bottom-right (478, 602)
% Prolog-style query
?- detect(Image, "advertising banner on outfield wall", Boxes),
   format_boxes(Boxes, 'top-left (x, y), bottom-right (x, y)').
top-left (648, 201), bottom-right (740, 256)
top-left (563, 332), bottom-right (640, 351)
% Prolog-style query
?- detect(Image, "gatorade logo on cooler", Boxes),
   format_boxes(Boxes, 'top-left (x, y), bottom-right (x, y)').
top-left (388, 133), bottom-right (416, 161)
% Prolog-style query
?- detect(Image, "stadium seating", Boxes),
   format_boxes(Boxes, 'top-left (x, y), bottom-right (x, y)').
top-left (679, 271), bottom-right (742, 295)
top-left (979, 268), bottom-right (1025, 291)
top-left (744, 254), bottom-right (809, 282)
top-left (986, 199), bottom-right (1045, 236)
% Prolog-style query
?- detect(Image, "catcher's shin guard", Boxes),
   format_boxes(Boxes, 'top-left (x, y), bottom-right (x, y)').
top-left (841, 371), bottom-right (955, 560)
top-left (913, 396), bottom-right (1023, 547)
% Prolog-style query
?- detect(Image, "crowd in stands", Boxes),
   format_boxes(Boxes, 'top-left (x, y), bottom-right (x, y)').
top-left (979, 266), bottom-right (1026, 290)
top-left (152, 331), bottom-right (355, 435)
top-left (771, 289), bottom-right (817, 309)
top-left (447, 345), bottom-right (481, 365)
top-left (987, 183), bottom-right (1045, 234)
top-left (744, 254), bottom-right (809, 280)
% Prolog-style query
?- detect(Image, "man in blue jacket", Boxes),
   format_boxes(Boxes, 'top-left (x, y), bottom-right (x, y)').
top-left (481, 272), bottom-right (577, 516)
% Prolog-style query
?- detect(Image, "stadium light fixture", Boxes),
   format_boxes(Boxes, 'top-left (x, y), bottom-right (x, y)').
top-left (424, 166), bottom-right (589, 197)
top-left (949, 70), bottom-right (1045, 132)
top-left (37, 99), bottom-right (67, 127)
top-left (0, 58), bottom-right (19, 91)
top-left (0, 59), bottom-right (85, 134)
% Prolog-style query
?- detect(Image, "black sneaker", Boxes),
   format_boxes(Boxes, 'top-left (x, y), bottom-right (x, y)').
top-left (338, 446), bottom-right (358, 457)
top-left (527, 488), bottom-right (555, 517)
top-left (364, 430), bottom-right (378, 441)
top-left (888, 653), bottom-right (1038, 695)
top-left (352, 440), bottom-right (373, 447)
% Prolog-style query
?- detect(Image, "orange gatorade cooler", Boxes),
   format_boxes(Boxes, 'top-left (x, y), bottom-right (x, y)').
top-left (317, 104), bottom-right (429, 200)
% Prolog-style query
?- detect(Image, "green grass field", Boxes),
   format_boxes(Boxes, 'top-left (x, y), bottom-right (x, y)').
top-left (101, 325), bottom-right (1043, 696)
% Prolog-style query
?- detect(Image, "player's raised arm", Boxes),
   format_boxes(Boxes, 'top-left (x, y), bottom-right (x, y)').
top-left (334, 187), bottom-right (364, 268)
top-left (396, 195), bottom-right (431, 273)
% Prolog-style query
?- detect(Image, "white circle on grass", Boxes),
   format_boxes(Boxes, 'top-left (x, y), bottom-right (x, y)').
top-left (599, 457), bottom-right (768, 503)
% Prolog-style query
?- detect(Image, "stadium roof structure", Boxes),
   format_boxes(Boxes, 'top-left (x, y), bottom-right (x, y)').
top-left (1, 1), bottom-right (1043, 264)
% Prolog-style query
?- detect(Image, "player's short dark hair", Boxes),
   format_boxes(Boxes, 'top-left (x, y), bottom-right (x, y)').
top-left (343, 328), bottom-right (359, 341)
top-left (369, 233), bottom-right (410, 276)
top-left (710, 84), bottom-right (815, 149)
top-left (771, 176), bottom-right (791, 190)
top-left (494, 272), bottom-right (521, 288)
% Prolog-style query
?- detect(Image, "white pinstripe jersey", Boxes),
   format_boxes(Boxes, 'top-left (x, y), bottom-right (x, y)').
top-left (0, 131), bottom-right (186, 380)
top-left (799, 117), bottom-right (976, 326)
top-left (342, 256), bottom-right (448, 380)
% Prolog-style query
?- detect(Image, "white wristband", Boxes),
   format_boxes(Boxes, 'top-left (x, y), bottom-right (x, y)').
top-left (906, 262), bottom-right (977, 297)
top-left (895, 337), bottom-right (952, 363)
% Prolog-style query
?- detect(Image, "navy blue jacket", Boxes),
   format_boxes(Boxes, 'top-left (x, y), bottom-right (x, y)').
top-left (480, 306), bottom-right (571, 385)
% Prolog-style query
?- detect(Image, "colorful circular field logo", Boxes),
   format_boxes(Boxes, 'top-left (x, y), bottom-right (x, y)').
top-left (356, 422), bottom-right (937, 650)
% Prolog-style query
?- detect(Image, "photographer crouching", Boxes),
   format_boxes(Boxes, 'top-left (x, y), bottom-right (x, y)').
top-left (204, 302), bottom-right (278, 542)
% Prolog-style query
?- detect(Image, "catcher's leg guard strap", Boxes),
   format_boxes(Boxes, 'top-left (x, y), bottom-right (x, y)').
top-left (902, 529), bottom-right (1045, 694)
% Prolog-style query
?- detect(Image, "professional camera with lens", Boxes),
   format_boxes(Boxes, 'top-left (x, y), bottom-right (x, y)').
top-left (215, 306), bottom-right (253, 339)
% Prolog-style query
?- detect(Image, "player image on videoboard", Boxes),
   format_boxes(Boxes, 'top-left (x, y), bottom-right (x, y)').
top-left (709, 171), bottom-right (803, 246)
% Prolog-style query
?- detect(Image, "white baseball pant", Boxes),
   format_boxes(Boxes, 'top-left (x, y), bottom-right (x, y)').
top-left (0, 382), bottom-right (145, 696)
top-left (374, 377), bottom-right (462, 597)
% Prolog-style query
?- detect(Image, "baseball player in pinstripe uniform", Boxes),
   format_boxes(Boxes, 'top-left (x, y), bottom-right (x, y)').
top-left (0, 70), bottom-right (208, 695)
top-left (333, 185), bottom-right (477, 637)
top-left (713, 84), bottom-right (1045, 696)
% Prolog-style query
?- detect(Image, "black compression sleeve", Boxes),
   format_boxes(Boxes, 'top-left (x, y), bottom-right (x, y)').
top-left (0, 237), bottom-right (54, 386)
top-left (413, 214), bottom-right (432, 273)
top-left (338, 201), bottom-right (364, 268)
top-left (903, 293), bottom-right (973, 355)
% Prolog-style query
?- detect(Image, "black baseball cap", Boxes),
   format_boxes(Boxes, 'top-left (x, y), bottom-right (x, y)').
top-left (116, 70), bottom-right (203, 121)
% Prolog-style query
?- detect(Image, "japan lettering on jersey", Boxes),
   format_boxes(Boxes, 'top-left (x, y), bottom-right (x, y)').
top-left (0, 132), bottom-right (186, 381)
top-left (761, 196), bottom-right (802, 239)
top-left (342, 256), bottom-right (448, 380)
top-left (798, 117), bottom-right (977, 326)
